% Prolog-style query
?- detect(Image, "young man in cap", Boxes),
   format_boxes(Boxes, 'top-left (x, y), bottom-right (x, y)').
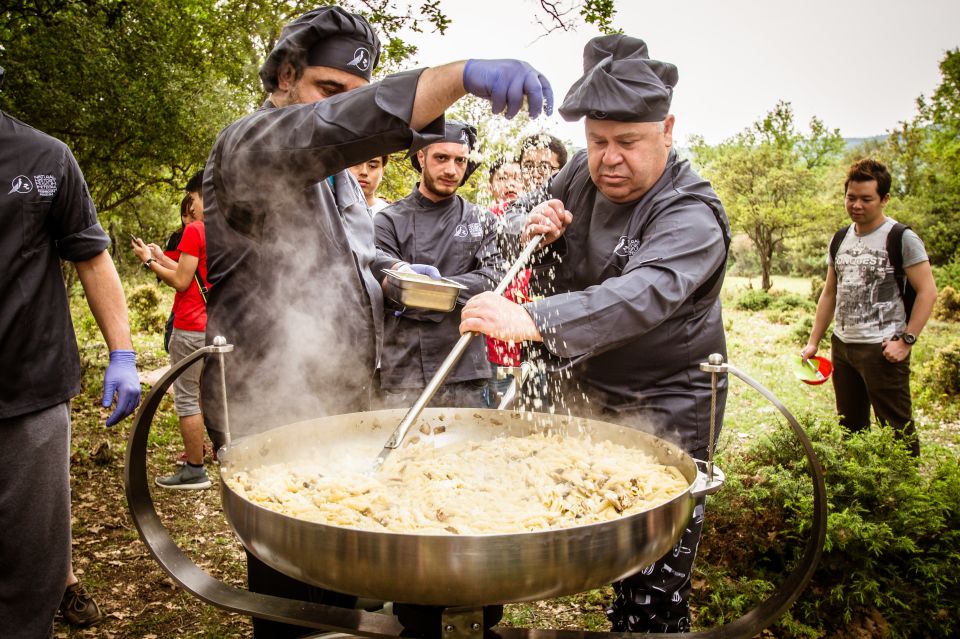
top-left (0, 66), bottom-right (141, 636)
top-left (461, 35), bottom-right (730, 633)
top-left (802, 159), bottom-right (937, 456)
top-left (375, 121), bottom-right (501, 408)
top-left (198, 6), bottom-right (551, 636)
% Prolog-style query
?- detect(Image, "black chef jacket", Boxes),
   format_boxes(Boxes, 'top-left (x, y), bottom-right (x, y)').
top-left (202, 69), bottom-right (444, 437)
top-left (375, 189), bottom-right (501, 390)
top-left (520, 149), bottom-right (730, 455)
top-left (0, 111), bottom-right (110, 419)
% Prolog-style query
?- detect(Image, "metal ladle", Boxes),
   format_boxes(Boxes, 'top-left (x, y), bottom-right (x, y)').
top-left (372, 233), bottom-right (545, 471)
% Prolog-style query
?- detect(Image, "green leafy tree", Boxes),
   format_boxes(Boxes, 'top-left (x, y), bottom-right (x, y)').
top-left (880, 48), bottom-right (960, 265)
top-left (691, 101), bottom-right (844, 290)
top-left (0, 0), bottom-right (451, 245)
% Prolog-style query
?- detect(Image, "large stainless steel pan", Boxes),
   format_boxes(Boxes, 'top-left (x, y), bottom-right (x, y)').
top-left (219, 407), bottom-right (721, 607)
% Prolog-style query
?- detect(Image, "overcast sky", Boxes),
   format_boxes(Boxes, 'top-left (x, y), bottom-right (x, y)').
top-left (408, 0), bottom-right (960, 148)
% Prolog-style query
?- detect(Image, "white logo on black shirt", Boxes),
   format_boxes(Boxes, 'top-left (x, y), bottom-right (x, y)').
top-left (614, 235), bottom-right (640, 257)
top-left (8, 175), bottom-right (32, 195)
top-left (454, 223), bottom-right (468, 238)
top-left (35, 174), bottom-right (57, 197)
top-left (348, 48), bottom-right (371, 71)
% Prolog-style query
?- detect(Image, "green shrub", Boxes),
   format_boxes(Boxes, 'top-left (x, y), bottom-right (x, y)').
top-left (934, 286), bottom-right (960, 322)
top-left (127, 284), bottom-right (162, 317)
top-left (695, 419), bottom-right (960, 638)
top-left (136, 309), bottom-right (167, 334)
top-left (809, 276), bottom-right (824, 304)
top-left (933, 255), bottom-right (960, 291)
top-left (734, 289), bottom-right (774, 311)
top-left (127, 284), bottom-right (166, 334)
top-left (918, 340), bottom-right (960, 397)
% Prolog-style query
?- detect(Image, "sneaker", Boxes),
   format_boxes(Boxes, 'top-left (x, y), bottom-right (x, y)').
top-left (59, 581), bottom-right (103, 627)
top-left (155, 464), bottom-right (211, 490)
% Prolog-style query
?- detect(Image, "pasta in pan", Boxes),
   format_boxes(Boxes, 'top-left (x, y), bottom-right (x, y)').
top-left (224, 433), bottom-right (688, 535)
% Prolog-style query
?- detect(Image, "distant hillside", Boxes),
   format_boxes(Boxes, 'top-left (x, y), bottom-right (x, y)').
top-left (844, 134), bottom-right (887, 150)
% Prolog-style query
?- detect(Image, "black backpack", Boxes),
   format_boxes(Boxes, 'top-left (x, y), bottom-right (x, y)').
top-left (829, 222), bottom-right (916, 320)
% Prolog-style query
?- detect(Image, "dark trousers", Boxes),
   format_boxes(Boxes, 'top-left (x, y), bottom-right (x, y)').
top-left (247, 551), bottom-right (357, 638)
top-left (607, 497), bottom-right (706, 633)
top-left (0, 403), bottom-right (72, 639)
top-left (831, 335), bottom-right (919, 456)
top-left (380, 379), bottom-right (490, 409)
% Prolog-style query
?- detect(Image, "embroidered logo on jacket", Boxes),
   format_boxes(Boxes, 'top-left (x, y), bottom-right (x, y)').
top-left (35, 174), bottom-right (58, 197)
top-left (8, 175), bottom-right (32, 195)
top-left (614, 235), bottom-right (640, 257)
top-left (454, 223), bottom-right (468, 238)
top-left (348, 48), bottom-right (371, 71)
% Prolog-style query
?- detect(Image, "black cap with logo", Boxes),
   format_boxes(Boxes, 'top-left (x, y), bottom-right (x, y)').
top-left (259, 7), bottom-right (381, 92)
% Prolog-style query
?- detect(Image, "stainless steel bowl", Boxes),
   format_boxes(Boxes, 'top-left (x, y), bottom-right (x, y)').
top-left (383, 269), bottom-right (466, 312)
top-left (220, 407), bottom-right (717, 606)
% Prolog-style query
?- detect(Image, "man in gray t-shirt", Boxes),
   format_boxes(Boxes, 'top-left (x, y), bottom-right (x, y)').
top-left (803, 159), bottom-right (938, 455)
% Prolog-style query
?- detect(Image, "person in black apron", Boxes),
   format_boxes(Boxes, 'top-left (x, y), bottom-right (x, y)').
top-left (460, 35), bottom-right (731, 633)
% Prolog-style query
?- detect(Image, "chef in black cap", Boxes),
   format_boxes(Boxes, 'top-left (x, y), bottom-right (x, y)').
top-left (461, 35), bottom-right (730, 633)
top-left (375, 120), bottom-right (500, 408)
top-left (199, 6), bottom-right (552, 637)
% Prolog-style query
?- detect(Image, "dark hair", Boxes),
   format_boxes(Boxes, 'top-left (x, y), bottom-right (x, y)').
top-left (487, 155), bottom-right (518, 182)
top-left (179, 193), bottom-right (193, 225)
top-left (844, 159), bottom-right (891, 199)
top-left (185, 169), bottom-right (204, 194)
top-left (519, 133), bottom-right (568, 170)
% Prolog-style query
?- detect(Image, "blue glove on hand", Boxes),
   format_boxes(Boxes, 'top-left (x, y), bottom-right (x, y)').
top-left (102, 349), bottom-right (141, 427)
top-left (398, 262), bottom-right (442, 280)
top-left (463, 59), bottom-right (554, 119)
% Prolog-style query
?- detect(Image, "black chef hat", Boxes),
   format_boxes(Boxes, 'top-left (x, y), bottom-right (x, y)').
top-left (559, 35), bottom-right (678, 123)
top-left (409, 120), bottom-right (480, 185)
top-left (259, 6), bottom-right (380, 92)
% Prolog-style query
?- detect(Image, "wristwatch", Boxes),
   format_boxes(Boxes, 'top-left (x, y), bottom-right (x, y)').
top-left (142, 258), bottom-right (155, 269)
top-left (902, 332), bottom-right (917, 345)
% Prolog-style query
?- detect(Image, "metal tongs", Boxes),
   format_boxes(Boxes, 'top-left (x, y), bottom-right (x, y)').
top-left (372, 233), bottom-right (545, 472)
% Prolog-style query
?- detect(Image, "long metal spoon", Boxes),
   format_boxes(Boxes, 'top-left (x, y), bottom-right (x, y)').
top-left (372, 233), bottom-right (545, 472)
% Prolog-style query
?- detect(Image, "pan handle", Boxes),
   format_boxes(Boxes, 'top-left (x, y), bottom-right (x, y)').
top-left (689, 460), bottom-right (725, 498)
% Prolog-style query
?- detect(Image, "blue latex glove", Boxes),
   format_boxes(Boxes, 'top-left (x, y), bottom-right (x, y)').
top-left (398, 262), bottom-right (442, 280)
top-left (102, 349), bottom-right (141, 427)
top-left (463, 59), bottom-right (554, 119)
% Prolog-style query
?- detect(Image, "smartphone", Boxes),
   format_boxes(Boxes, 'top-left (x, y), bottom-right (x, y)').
top-left (130, 233), bottom-right (142, 244)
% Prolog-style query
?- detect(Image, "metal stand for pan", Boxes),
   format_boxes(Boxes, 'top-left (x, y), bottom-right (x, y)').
top-left (125, 341), bottom-right (826, 639)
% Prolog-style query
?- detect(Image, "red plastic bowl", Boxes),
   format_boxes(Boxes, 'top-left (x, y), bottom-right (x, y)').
top-left (795, 355), bottom-right (833, 386)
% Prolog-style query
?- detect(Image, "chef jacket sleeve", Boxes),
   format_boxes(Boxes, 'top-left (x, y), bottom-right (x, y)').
top-left (524, 198), bottom-right (726, 359)
top-left (52, 144), bottom-right (110, 262)
top-left (216, 68), bottom-right (445, 224)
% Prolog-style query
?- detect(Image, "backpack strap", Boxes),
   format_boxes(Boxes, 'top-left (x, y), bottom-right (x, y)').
top-left (886, 222), bottom-right (915, 320)
top-left (194, 272), bottom-right (209, 305)
top-left (829, 227), bottom-right (848, 265)
top-left (886, 222), bottom-right (907, 279)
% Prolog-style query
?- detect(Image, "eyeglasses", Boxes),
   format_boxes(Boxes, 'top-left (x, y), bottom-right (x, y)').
top-left (522, 161), bottom-right (560, 174)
